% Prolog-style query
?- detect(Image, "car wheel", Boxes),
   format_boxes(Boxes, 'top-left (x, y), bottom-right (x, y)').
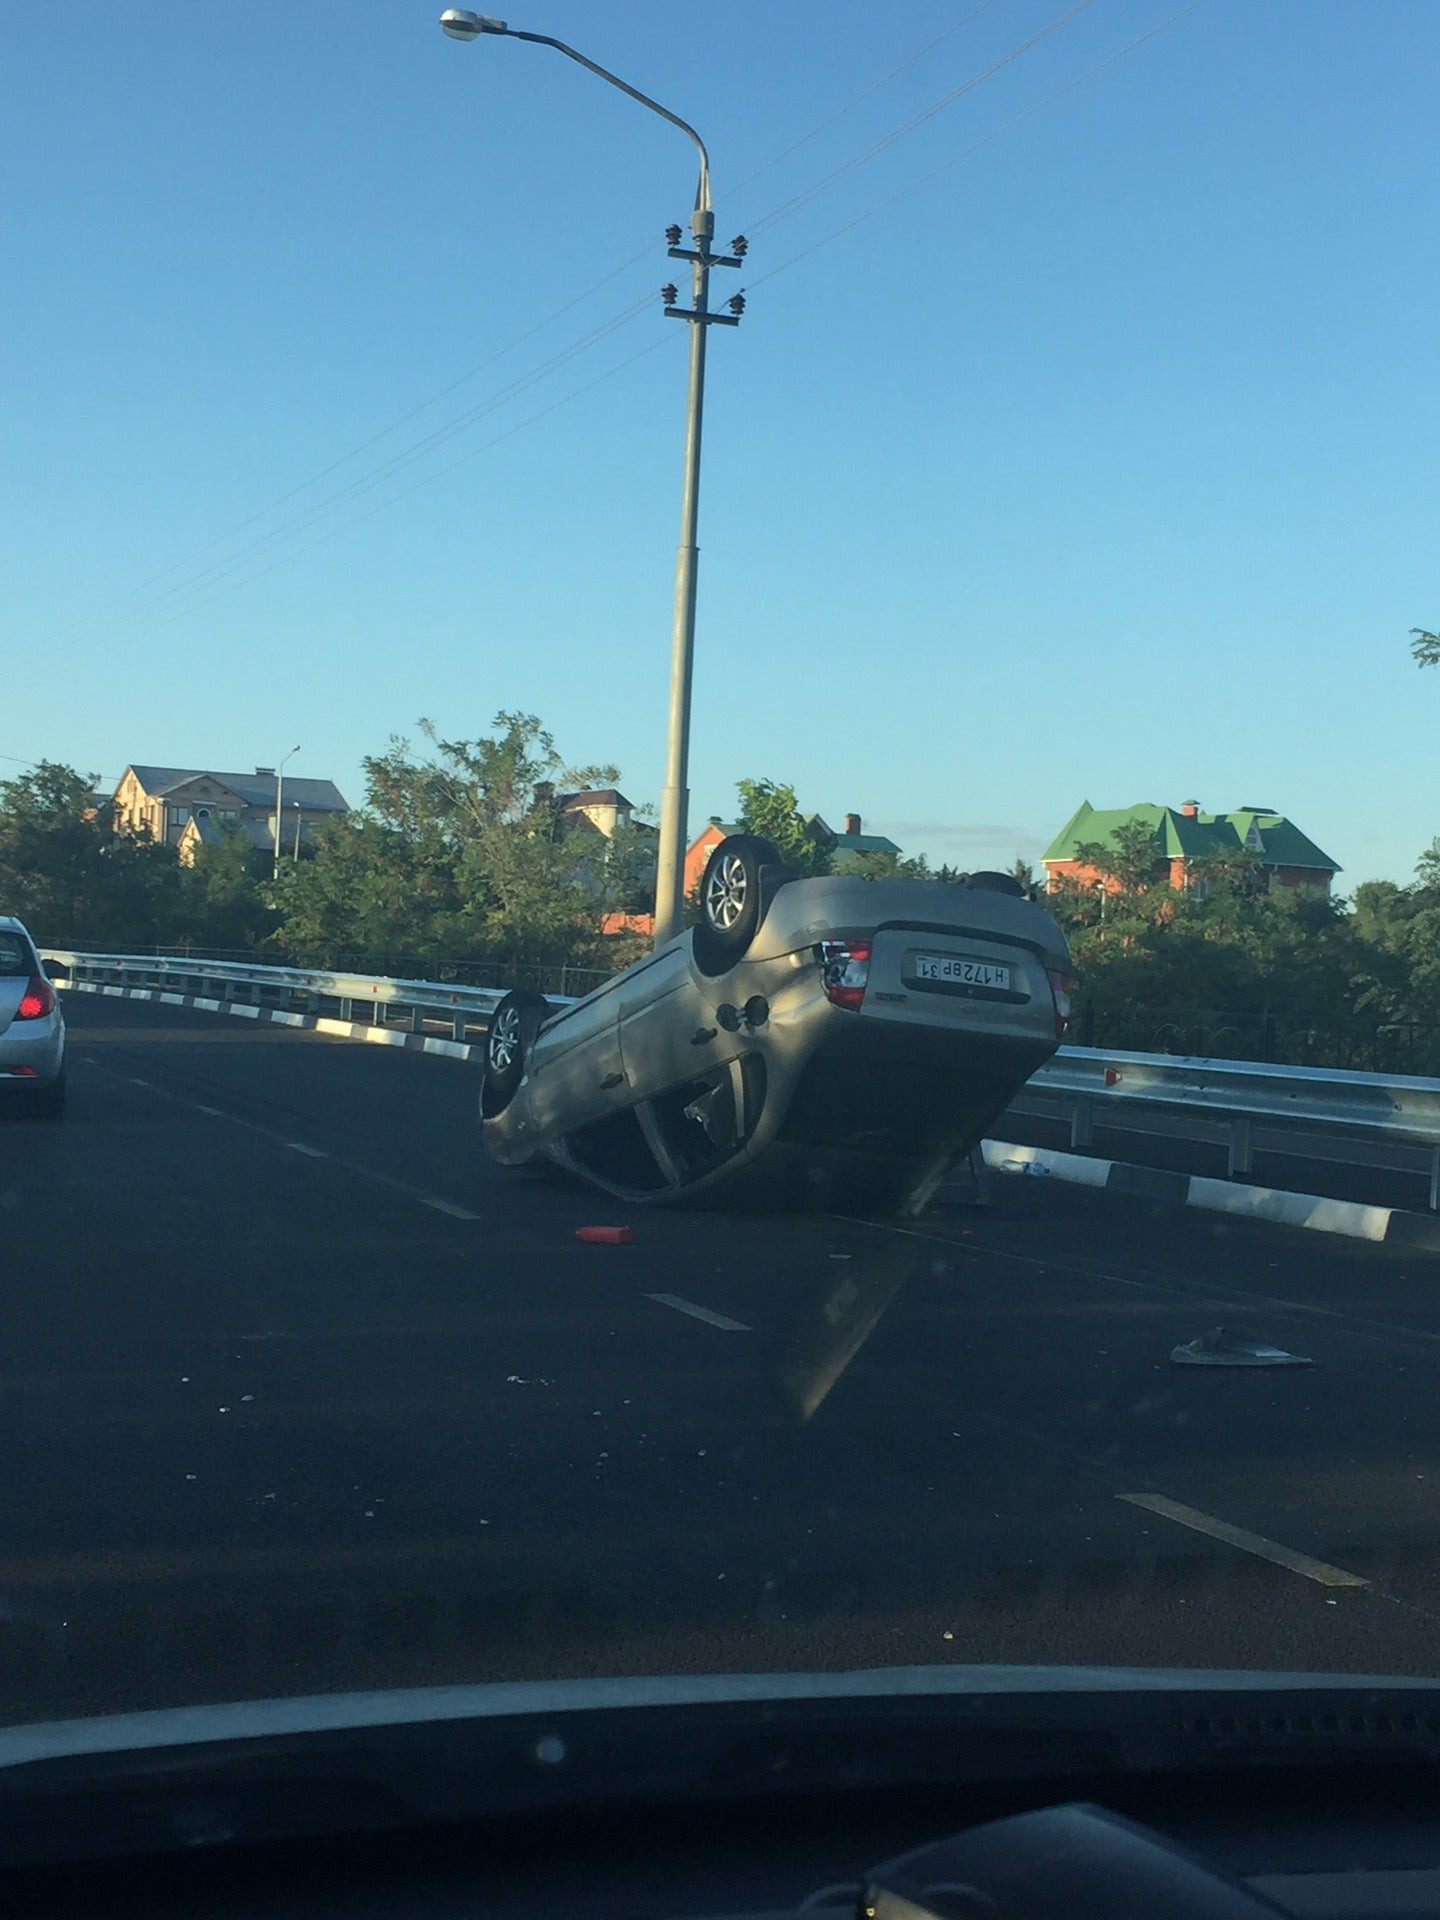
top-left (966, 870), bottom-right (1027, 898)
top-left (29, 1069), bottom-right (66, 1120)
top-left (481, 990), bottom-right (548, 1117)
top-left (693, 834), bottom-right (785, 976)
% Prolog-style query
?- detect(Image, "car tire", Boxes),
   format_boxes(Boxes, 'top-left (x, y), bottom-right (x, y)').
top-left (29, 1069), bottom-right (66, 1120)
top-left (693, 834), bottom-right (786, 977)
top-left (481, 990), bottom-right (549, 1117)
top-left (967, 870), bottom-right (1027, 898)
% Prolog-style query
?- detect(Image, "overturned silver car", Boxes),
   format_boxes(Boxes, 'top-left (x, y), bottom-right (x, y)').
top-left (481, 834), bottom-right (1072, 1212)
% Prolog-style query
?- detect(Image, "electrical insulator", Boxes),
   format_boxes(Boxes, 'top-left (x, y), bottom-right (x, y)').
top-left (661, 283), bottom-right (679, 305)
top-left (730, 234), bottom-right (749, 257)
top-left (727, 293), bottom-right (746, 316)
top-left (665, 224), bottom-right (683, 246)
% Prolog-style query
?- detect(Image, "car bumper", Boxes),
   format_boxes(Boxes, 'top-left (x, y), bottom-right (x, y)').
top-left (0, 1016), bottom-right (65, 1086)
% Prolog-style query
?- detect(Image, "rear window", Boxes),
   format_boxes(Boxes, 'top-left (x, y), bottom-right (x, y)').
top-left (0, 932), bottom-right (34, 976)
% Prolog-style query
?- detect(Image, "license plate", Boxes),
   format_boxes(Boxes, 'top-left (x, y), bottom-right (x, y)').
top-left (912, 952), bottom-right (1013, 991)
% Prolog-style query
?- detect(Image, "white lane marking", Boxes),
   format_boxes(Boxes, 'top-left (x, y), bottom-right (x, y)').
top-left (194, 997), bottom-right (221, 1012)
top-left (127, 1077), bottom-right (153, 1090)
top-left (231, 1003), bottom-right (261, 1019)
top-left (271, 1010), bottom-right (306, 1027)
top-left (79, 1058), bottom-right (479, 1226)
top-left (315, 1017), bottom-right (357, 1037)
top-left (645, 1293), bottom-right (751, 1332)
top-left (419, 1196), bottom-right (480, 1220)
top-left (159, 992), bottom-right (186, 1006)
top-left (102, 985), bottom-right (125, 997)
top-left (364, 1027), bottom-right (407, 1047)
top-left (1119, 1493), bottom-right (1369, 1589)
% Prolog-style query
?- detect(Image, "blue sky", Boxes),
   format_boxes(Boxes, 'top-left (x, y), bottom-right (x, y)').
top-left (6, 1), bottom-right (1438, 886)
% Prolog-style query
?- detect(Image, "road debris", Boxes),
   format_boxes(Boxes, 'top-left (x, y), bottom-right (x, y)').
top-left (1171, 1326), bottom-right (1313, 1368)
top-left (575, 1225), bottom-right (634, 1245)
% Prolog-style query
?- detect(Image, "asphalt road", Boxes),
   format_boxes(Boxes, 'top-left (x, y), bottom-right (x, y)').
top-left (3, 992), bottom-right (1440, 1727)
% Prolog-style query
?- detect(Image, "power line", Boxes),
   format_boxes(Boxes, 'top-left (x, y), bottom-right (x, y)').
top-left (53, 0), bottom-right (1112, 651)
top-left (726, 0), bottom-right (1003, 197)
top-left (749, 0), bottom-right (1209, 293)
top-left (53, 262), bottom-right (658, 645)
top-left (57, 8), bottom-right (1008, 649)
top-left (745, 0), bottom-right (1100, 236)
top-left (43, 294), bottom-right (656, 663)
top-left (129, 331), bottom-right (681, 637)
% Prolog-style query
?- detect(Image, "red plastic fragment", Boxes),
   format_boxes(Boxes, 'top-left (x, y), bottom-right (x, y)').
top-left (575, 1225), bottom-right (634, 1245)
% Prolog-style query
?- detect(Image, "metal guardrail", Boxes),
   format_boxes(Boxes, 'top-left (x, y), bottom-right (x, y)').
top-left (40, 949), bottom-right (575, 1047)
top-left (1025, 1046), bottom-right (1440, 1209)
top-left (40, 951), bottom-right (1440, 1209)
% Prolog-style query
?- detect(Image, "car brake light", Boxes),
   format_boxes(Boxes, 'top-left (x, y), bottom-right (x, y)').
top-left (819, 940), bottom-right (871, 1012)
top-left (16, 976), bottom-right (56, 1021)
top-left (1046, 968), bottom-right (1072, 1040)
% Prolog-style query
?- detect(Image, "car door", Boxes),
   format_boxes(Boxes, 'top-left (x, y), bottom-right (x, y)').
top-left (520, 985), bottom-right (627, 1139)
top-left (615, 944), bottom-right (709, 1102)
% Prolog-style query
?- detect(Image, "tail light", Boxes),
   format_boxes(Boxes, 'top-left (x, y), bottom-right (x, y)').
top-left (819, 939), bottom-right (871, 1012)
top-left (1046, 968), bottom-right (1072, 1040)
top-left (16, 976), bottom-right (56, 1021)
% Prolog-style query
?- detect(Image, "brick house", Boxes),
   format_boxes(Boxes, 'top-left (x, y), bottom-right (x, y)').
top-left (1042, 800), bottom-right (1340, 896)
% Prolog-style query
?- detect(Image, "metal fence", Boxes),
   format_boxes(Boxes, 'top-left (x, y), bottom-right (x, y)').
top-left (1025, 1046), bottom-right (1440, 1209)
top-left (1071, 1002), bottom-right (1440, 1077)
top-left (41, 949), bottom-right (577, 1048)
top-left (112, 946), bottom-right (617, 1001)
top-left (43, 950), bottom-right (1440, 1211)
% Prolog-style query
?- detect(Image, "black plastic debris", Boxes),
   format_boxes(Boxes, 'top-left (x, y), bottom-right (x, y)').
top-left (1171, 1326), bottom-right (1313, 1368)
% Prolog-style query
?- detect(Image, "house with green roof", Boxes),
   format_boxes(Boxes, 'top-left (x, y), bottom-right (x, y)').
top-left (1042, 800), bottom-right (1340, 895)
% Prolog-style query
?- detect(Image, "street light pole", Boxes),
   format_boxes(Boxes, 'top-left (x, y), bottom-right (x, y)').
top-left (273, 745), bottom-right (300, 882)
top-left (438, 12), bottom-right (744, 946)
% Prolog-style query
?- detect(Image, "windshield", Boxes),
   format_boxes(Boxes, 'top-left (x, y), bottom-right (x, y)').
top-left (5, 0), bottom-right (1440, 1764)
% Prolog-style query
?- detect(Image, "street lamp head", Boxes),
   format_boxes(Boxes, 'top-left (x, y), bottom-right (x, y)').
top-left (440, 9), bottom-right (508, 41)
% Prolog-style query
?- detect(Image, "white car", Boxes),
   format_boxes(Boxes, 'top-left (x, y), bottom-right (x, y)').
top-left (481, 835), bottom-right (1070, 1212)
top-left (0, 916), bottom-right (66, 1118)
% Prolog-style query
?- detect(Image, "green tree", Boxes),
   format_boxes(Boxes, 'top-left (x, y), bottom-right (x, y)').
top-left (178, 825), bottom-right (278, 954)
top-left (272, 714), bottom-right (624, 968)
top-left (1410, 628), bottom-right (1440, 667)
top-left (832, 846), bottom-right (939, 881)
top-left (1072, 818), bottom-right (1166, 896)
top-left (0, 761), bottom-right (183, 948)
top-left (593, 814), bottom-right (657, 919)
top-left (733, 779), bottom-right (834, 878)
